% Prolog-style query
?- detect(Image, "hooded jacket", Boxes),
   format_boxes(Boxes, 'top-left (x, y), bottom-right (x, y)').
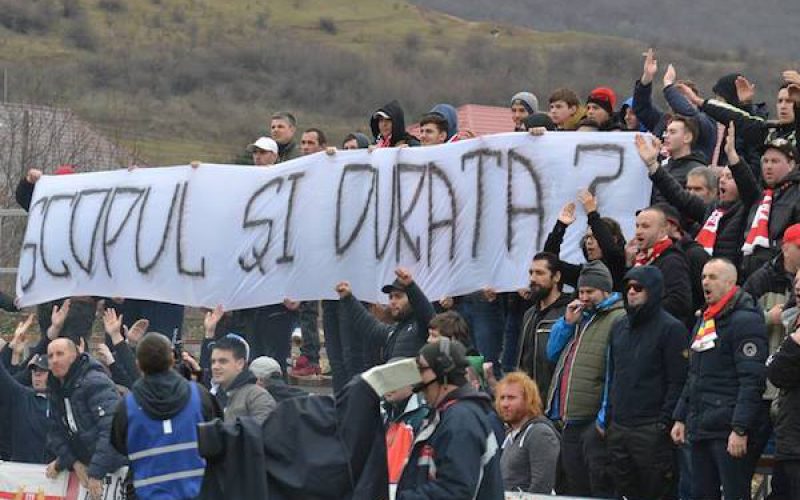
top-left (673, 289), bottom-right (768, 440)
top-left (110, 369), bottom-right (219, 455)
top-left (217, 369), bottom-right (276, 424)
top-left (731, 158), bottom-right (800, 278)
top-left (370, 100), bottom-right (419, 147)
top-left (648, 160), bottom-right (758, 270)
top-left (47, 353), bottom-right (126, 479)
top-left (430, 104), bottom-right (459, 141)
top-left (608, 266), bottom-right (688, 428)
top-left (516, 292), bottom-right (573, 396)
top-left (766, 334), bottom-right (800, 461)
top-left (396, 386), bottom-right (504, 500)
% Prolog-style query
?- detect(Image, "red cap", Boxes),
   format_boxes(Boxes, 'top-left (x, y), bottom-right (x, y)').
top-left (54, 164), bottom-right (76, 176)
top-left (783, 223), bottom-right (800, 246)
top-left (588, 87), bottom-right (617, 112)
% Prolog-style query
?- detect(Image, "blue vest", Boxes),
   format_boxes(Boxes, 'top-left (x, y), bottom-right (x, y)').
top-left (126, 382), bottom-right (206, 500)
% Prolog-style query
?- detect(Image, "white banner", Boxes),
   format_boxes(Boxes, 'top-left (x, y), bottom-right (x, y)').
top-left (0, 462), bottom-right (126, 500)
top-left (16, 132), bottom-right (651, 309)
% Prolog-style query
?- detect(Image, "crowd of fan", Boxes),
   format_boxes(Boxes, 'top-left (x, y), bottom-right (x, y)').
top-left (1, 49), bottom-right (800, 499)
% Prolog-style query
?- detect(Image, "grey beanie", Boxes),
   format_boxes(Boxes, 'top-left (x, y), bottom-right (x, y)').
top-left (511, 91), bottom-right (539, 114)
top-left (577, 260), bottom-right (613, 292)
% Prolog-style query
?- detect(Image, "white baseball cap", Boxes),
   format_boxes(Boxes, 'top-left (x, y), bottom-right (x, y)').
top-left (248, 137), bottom-right (279, 154)
top-left (249, 356), bottom-right (282, 379)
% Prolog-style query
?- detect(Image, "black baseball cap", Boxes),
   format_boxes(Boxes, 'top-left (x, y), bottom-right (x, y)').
top-left (381, 279), bottom-right (407, 294)
top-left (30, 354), bottom-right (49, 371)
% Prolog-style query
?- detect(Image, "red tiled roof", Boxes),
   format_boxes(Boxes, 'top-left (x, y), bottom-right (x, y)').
top-left (407, 104), bottom-right (514, 138)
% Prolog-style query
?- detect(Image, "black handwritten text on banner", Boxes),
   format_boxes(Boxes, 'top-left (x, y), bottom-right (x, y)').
top-left (16, 133), bottom-right (651, 309)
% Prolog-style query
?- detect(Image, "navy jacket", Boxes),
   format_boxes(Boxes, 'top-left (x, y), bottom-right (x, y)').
top-left (47, 354), bottom-right (127, 478)
top-left (673, 289), bottom-right (768, 440)
top-left (766, 334), bottom-right (800, 461)
top-left (0, 356), bottom-right (51, 463)
top-left (396, 386), bottom-right (504, 500)
top-left (608, 266), bottom-right (688, 428)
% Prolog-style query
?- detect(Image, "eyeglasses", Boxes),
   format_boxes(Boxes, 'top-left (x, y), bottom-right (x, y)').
top-left (626, 282), bottom-right (644, 293)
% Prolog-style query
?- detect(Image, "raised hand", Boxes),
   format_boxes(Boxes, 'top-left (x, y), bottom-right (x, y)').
top-left (674, 82), bottom-right (703, 107)
top-left (558, 202), bottom-right (577, 225)
top-left (783, 70), bottom-right (800, 86)
top-left (663, 63), bottom-right (676, 87)
top-left (635, 134), bottom-right (662, 170)
top-left (641, 48), bottom-right (658, 85)
top-left (577, 188), bottom-right (597, 214)
top-left (102, 308), bottom-right (124, 344)
top-left (26, 168), bottom-right (43, 184)
top-left (9, 313), bottom-right (35, 354)
top-left (203, 305), bottom-right (224, 339)
top-left (94, 343), bottom-right (115, 367)
top-left (395, 267), bottom-right (413, 286)
top-left (125, 318), bottom-right (149, 346)
top-left (49, 299), bottom-right (71, 339)
top-left (735, 76), bottom-right (755, 104)
top-left (723, 122), bottom-right (740, 166)
top-left (335, 281), bottom-right (352, 298)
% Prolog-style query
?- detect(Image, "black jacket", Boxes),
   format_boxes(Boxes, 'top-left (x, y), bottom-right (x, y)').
top-left (517, 293), bottom-right (572, 397)
top-left (0, 354), bottom-right (51, 463)
top-left (650, 153), bottom-right (708, 206)
top-left (198, 377), bottom-right (388, 500)
top-left (339, 282), bottom-right (435, 364)
top-left (673, 289), bottom-right (768, 440)
top-left (766, 334), bottom-right (800, 461)
top-left (675, 235), bottom-right (710, 315)
top-left (370, 100), bottom-right (419, 147)
top-left (608, 266), bottom-right (688, 428)
top-left (732, 159), bottom-right (800, 278)
top-left (15, 177), bottom-right (34, 211)
top-left (544, 211), bottom-right (627, 292)
top-left (108, 340), bottom-right (140, 389)
top-left (47, 354), bottom-right (127, 478)
top-left (701, 98), bottom-right (796, 176)
top-left (743, 252), bottom-right (794, 301)
top-left (650, 244), bottom-right (695, 328)
top-left (648, 165), bottom-right (757, 270)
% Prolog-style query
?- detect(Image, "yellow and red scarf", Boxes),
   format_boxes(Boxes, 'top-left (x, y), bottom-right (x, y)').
top-left (691, 286), bottom-right (738, 352)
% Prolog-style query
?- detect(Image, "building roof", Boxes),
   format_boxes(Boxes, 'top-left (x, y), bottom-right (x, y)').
top-left (407, 104), bottom-right (515, 139)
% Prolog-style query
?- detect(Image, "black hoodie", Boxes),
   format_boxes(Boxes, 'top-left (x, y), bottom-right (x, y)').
top-left (608, 266), bottom-right (689, 427)
top-left (370, 100), bottom-right (419, 147)
top-left (110, 369), bottom-right (219, 456)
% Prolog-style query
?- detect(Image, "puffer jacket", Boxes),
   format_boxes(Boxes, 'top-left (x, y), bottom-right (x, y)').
top-left (673, 289), bottom-right (768, 441)
top-left (47, 354), bottom-right (126, 478)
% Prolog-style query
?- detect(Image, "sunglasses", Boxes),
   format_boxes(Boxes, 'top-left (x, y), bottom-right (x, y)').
top-left (626, 282), bottom-right (644, 293)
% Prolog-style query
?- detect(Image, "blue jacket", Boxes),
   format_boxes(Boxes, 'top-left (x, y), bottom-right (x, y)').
top-left (47, 354), bottom-right (126, 478)
top-left (396, 386), bottom-right (504, 500)
top-left (673, 289), bottom-right (768, 440)
top-left (0, 357), bottom-right (50, 463)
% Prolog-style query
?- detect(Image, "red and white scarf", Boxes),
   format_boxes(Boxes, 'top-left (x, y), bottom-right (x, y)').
top-left (695, 208), bottom-right (727, 255)
top-left (376, 135), bottom-right (393, 148)
top-left (635, 237), bottom-right (673, 266)
top-left (742, 189), bottom-right (774, 256)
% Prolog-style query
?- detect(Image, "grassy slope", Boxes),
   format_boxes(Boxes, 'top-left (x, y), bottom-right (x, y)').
top-left (0, 0), bottom-right (764, 164)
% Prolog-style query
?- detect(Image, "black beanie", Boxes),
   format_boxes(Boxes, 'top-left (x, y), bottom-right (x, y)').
top-left (577, 260), bottom-right (613, 292)
top-left (712, 73), bottom-right (742, 107)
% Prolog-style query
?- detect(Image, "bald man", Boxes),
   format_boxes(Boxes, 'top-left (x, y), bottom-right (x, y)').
top-left (46, 338), bottom-right (125, 499)
top-left (671, 259), bottom-right (768, 499)
top-left (631, 206), bottom-right (694, 326)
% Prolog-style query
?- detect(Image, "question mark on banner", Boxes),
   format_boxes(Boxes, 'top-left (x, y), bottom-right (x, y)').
top-left (572, 144), bottom-right (625, 195)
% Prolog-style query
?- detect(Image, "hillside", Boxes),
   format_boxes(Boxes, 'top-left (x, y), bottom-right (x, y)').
top-left (409, 0), bottom-right (800, 60)
top-left (0, 0), bottom-right (791, 167)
